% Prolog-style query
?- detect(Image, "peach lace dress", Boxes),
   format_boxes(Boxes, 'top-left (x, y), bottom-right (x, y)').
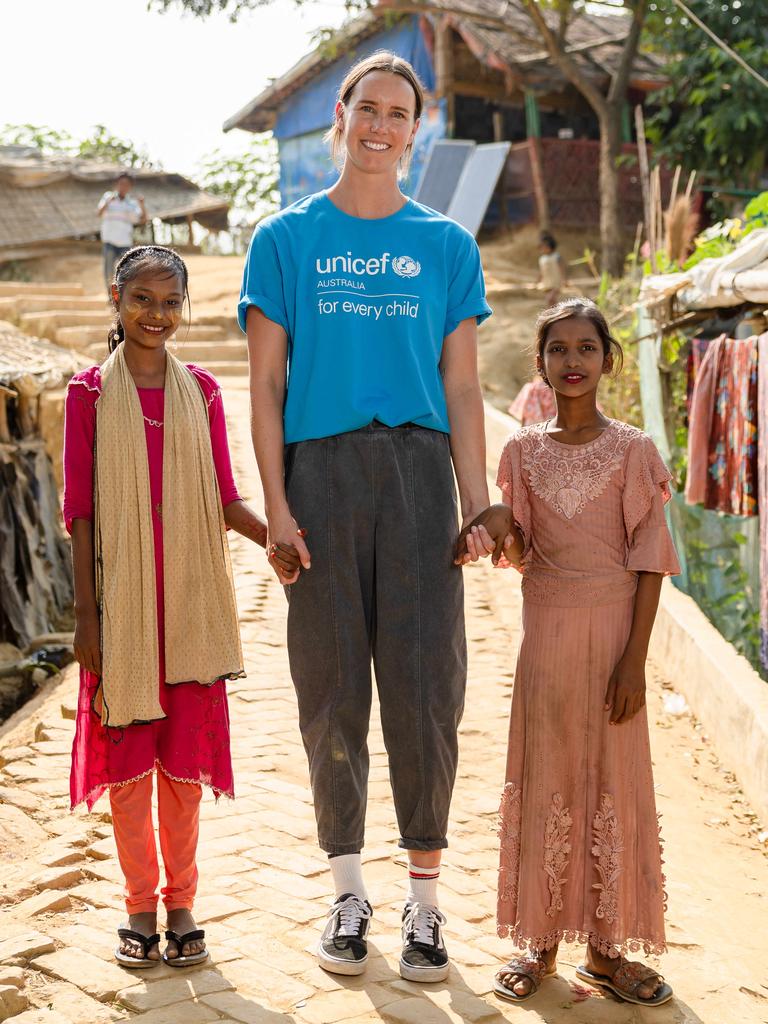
top-left (496, 420), bottom-right (680, 959)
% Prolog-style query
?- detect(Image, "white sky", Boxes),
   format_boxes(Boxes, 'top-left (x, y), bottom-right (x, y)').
top-left (1, 0), bottom-right (348, 178)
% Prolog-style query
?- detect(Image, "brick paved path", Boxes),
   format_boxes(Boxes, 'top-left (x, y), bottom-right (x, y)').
top-left (1, 379), bottom-right (766, 1024)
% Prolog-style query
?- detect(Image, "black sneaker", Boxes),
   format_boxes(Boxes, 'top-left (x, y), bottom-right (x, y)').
top-left (317, 893), bottom-right (372, 976)
top-left (399, 902), bottom-right (449, 982)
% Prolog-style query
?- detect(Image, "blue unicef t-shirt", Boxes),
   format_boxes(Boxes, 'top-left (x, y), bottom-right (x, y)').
top-left (238, 192), bottom-right (492, 443)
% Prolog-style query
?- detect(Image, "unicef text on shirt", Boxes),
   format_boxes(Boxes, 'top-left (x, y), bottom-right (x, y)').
top-left (315, 252), bottom-right (422, 279)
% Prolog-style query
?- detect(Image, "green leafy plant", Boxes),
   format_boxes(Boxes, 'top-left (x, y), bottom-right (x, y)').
top-left (646, 0), bottom-right (768, 197)
top-left (196, 135), bottom-right (279, 244)
top-left (0, 122), bottom-right (157, 168)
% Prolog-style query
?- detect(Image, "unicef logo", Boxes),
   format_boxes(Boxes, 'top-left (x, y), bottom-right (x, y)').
top-left (392, 255), bottom-right (421, 278)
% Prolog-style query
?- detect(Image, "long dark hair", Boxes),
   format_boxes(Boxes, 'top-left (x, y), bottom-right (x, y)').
top-left (535, 297), bottom-right (623, 384)
top-left (108, 245), bottom-right (190, 354)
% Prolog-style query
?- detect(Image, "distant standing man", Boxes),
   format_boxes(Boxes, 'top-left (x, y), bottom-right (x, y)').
top-left (97, 174), bottom-right (147, 291)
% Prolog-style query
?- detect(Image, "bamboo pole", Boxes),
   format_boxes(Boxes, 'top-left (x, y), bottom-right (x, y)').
top-left (634, 105), bottom-right (655, 272)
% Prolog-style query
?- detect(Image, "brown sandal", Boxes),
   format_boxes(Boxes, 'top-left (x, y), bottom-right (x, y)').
top-left (576, 960), bottom-right (673, 1005)
top-left (494, 955), bottom-right (556, 1003)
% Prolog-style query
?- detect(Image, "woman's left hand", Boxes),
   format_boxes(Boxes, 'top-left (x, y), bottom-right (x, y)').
top-left (455, 504), bottom-right (514, 565)
top-left (604, 653), bottom-right (646, 724)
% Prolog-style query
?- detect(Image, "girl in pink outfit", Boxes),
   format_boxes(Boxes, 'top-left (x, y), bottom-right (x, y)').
top-left (457, 298), bottom-right (679, 1007)
top-left (63, 246), bottom-right (297, 971)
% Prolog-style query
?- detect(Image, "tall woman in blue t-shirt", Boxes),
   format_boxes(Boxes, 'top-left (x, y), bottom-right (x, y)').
top-left (239, 51), bottom-right (491, 982)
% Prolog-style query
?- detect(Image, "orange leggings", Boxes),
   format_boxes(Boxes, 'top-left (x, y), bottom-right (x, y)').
top-left (109, 770), bottom-right (202, 914)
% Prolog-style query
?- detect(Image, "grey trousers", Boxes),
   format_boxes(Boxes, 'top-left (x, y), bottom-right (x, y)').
top-left (284, 422), bottom-right (467, 855)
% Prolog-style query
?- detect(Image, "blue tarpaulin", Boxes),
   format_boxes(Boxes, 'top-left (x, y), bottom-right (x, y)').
top-left (274, 17), bottom-right (435, 140)
top-left (274, 16), bottom-right (444, 207)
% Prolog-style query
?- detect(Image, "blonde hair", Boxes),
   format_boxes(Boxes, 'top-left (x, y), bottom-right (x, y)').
top-left (325, 50), bottom-right (424, 176)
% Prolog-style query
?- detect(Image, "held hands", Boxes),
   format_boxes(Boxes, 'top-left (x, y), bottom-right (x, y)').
top-left (73, 608), bottom-right (101, 676)
top-left (267, 541), bottom-right (302, 581)
top-left (604, 651), bottom-right (646, 725)
top-left (267, 509), bottom-right (311, 585)
top-left (454, 503), bottom-right (519, 566)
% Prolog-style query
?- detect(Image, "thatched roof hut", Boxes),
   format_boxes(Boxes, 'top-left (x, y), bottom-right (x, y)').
top-left (0, 146), bottom-right (230, 259)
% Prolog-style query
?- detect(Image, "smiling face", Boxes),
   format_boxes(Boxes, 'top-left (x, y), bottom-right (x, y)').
top-left (336, 70), bottom-right (419, 177)
top-left (113, 270), bottom-right (184, 351)
top-left (537, 316), bottom-right (612, 397)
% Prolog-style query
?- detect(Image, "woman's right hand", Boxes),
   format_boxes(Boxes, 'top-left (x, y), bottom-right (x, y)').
top-left (267, 508), bottom-right (311, 585)
top-left (74, 608), bottom-right (101, 676)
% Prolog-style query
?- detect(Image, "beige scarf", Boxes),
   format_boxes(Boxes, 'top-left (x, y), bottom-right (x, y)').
top-left (94, 345), bottom-right (243, 728)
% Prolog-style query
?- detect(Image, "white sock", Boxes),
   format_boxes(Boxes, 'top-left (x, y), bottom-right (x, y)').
top-left (407, 861), bottom-right (440, 908)
top-left (328, 853), bottom-right (368, 901)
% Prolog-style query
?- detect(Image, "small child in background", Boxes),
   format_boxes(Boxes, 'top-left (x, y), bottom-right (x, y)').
top-left (538, 231), bottom-right (566, 305)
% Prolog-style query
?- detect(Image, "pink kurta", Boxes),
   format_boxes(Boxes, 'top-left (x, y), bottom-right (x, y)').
top-left (496, 420), bottom-right (680, 959)
top-left (63, 363), bottom-right (241, 810)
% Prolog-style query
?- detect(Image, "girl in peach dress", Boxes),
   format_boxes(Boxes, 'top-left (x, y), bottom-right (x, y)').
top-left (457, 298), bottom-right (680, 1006)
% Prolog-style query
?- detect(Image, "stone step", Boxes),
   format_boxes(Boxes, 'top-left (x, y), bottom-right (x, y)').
top-left (0, 295), bottom-right (107, 315)
top-left (20, 311), bottom-right (115, 337)
top-left (56, 323), bottom-right (227, 349)
top-left (82, 339), bottom-right (247, 364)
top-left (0, 281), bottom-right (85, 297)
top-left (168, 340), bottom-right (247, 362)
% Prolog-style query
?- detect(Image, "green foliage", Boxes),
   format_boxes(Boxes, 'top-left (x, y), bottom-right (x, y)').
top-left (673, 504), bottom-right (763, 675)
top-left (0, 123), bottom-right (75, 153)
top-left (149, 0), bottom-right (367, 17)
top-left (76, 125), bottom-right (156, 167)
top-left (594, 270), bottom-right (644, 428)
top-left (0, 123), bottom-right (157, 168)
top-left (197, 135), bottom-right (279, 237)
top-left (150, 0), bottom-right (293, 18)
top-left (646, 0), bottom-right (768, 191)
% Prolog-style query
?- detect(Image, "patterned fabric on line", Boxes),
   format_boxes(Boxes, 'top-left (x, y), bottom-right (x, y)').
top-left (686, 335), bottom-right (759, 516)
top-left (758, 334), bottom-right (768, 669)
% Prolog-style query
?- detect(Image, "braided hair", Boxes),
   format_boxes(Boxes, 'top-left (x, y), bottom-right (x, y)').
top-left (108, 245), bottom-right (190, 353)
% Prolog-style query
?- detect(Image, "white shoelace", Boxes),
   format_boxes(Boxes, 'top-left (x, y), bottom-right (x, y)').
top-left (403, 902), bottom-right (446, 946)
top-left (327, 894), bottom-right (372, 939)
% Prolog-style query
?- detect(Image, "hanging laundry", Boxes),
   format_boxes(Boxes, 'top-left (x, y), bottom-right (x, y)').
top-left (685, 336), bottom-right (714, 421)
top-left (685, 335), bottom-right (722, 506)
top-left (705, 336), bottom-right (758, 516)
top-left (758, 333), bottom-right (768, 670)
top-left (686, 335), bottom-right (759, 516)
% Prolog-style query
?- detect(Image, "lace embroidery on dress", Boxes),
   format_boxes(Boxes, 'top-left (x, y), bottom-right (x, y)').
top-left (658, 814), bottom-right (669, 913)
top-left (495, 922), bottom-right (665, 960)
top-left (498, 782), bottom-right (522, 905)
top-left (544, 793), bottom-right (573, 917)
top-left (520, 421), bottom-right (639, 519)
top-left (591, 793), bottom-right (624, 924)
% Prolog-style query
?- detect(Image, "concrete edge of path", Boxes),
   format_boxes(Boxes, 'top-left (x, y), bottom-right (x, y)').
top-left (483, 401), bottom-right (768, 828)
top-left (651, 580), bottom-right (768, 826)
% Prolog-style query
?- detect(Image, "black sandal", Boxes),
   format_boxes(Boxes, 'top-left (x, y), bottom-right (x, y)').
top-left (115, 928), bottom-right (161, 969)
top-left (163, 928), bottom-right (209, 967)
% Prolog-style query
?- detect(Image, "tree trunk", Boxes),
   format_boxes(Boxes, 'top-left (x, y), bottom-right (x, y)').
top-left (598, 105), bottom-right (624, 277)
